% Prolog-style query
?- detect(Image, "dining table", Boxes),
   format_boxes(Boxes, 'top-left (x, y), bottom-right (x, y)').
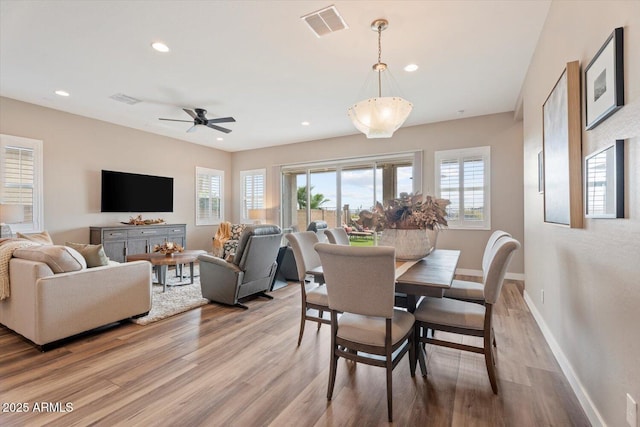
top-left (394, 248), bottom-right (461, 375)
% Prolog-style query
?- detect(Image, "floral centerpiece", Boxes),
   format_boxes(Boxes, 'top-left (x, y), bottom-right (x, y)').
top-left (153, 241), bottom-right (184, 255)
top-left (373, 193), bottom-right (450, 230)
top-left (374, 193), bottom-right (450, 260)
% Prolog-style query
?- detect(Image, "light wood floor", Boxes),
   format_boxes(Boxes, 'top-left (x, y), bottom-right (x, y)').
top-left (1, 279), bottom-right (590, 426)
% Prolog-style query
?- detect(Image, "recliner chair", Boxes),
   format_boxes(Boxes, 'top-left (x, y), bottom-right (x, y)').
top-left (307, 220), bottom-right (329, 243)
top-left (199, 224), bottom-right (282, 309)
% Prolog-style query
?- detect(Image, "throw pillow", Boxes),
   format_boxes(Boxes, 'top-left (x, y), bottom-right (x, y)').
top-left (65, 242), bottom-right (110, 267)
top-left (230, 224), bottom-right (245, 240)
top-left (16, 230), bottom-right (54, 245)
top-left (13, 245), bottom-right (87, 273)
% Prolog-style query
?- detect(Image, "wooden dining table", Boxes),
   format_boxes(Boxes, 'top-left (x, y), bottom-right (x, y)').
top-left (394, 248), bottom-right (461, 375)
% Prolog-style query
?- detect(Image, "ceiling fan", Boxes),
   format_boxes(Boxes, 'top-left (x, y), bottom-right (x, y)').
top-left (159, 108), bottom-right (235, 133)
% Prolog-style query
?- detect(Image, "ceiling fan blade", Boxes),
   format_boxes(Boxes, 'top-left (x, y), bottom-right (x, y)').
top-left (206, 117), bottom-right (236, 124)
top-left (183, 108), bottom-right (197, 119)
top-left (206, 123), bottom-right (232, 133)
top-left (159, 118), bottom-right (193, 123)
top-left (186, 125), bottom-right (198, 133)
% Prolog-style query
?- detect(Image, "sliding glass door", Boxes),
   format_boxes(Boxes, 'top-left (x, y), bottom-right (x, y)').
top-left (281, 153), bottom-right (418, 234)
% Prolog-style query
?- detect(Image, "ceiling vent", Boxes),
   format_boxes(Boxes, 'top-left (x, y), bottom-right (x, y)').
top-left (109, 93), bottom-right (141, 105)
top-left (301, 5), bottom-right (348, 38)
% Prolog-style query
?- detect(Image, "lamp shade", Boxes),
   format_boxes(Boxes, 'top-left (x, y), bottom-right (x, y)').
top-left (347, 96), bottom-right (413, 138)
top-left (0, 204), bottom-right (24, 224)
top-left (247, 208), bottom-right (265, 221)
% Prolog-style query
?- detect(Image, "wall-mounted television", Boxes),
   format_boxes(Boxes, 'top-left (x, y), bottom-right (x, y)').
top-left (101, 170), bottom-right (173, 212)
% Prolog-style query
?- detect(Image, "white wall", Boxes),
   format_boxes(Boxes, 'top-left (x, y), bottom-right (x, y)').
top-left (521, 2), bottom-right (640, 425)
top-left (0, 96), bottom-right (232, 251)
top-left (232, 112), bottom-right (525, 274)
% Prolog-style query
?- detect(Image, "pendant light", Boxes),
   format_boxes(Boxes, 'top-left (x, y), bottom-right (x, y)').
top-left (347, 19), bottom-right (413, 139)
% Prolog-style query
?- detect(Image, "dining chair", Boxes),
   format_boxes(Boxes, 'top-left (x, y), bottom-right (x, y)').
top-left (286, 231), bottom-right (329, 346)
top-left (324, 227), bottom-right (350, 245)
top-left (315, 243), bottom-right (416, 422)
top-left (412, 236), bottom-right (520, 393)
top-left (443, 230), bottom-right (511, 304)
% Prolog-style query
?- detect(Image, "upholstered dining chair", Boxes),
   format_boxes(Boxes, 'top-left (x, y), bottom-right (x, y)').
top-left (443, 230), bottom-right (512, 304)
top-left (286, 231), bottom-right (329, 346)
top-left (412, 236), bottom-right (520, 393)
top-left (324, 227), bottom-right (350, 245)
top-left (315, 243), bottom-right (416, 422)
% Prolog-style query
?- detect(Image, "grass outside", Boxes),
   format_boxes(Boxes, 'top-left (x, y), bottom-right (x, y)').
top-left (348, 237), bottom-right (376, 247)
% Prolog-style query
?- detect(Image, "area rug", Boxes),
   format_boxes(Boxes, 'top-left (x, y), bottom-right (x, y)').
top-left (131, 267), bottom-right (208, 325)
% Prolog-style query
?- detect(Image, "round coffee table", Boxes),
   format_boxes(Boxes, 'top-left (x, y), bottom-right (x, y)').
top-left (127, 249), bottom-right (206, 292)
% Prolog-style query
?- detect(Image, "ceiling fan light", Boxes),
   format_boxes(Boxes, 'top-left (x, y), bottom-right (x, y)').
top-left (347, 96), bottom-right (413, 138)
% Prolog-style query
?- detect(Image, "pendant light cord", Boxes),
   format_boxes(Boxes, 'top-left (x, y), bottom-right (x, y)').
top-left (377, 24), bottom-right (383, 97)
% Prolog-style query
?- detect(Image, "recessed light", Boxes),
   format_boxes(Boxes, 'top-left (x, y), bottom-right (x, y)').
top-left (54, 90), bottom-right (70, 97)
top-left (301, 121), bottom-right (310, 126)
top-left (457, 109), bottom-right (465, 115)
top-left (404, 64), bottom-right (419, 72)
top-left (216, 137), bottom-right (224, 141)
top-left (151, 42), bottom-right (170, 53)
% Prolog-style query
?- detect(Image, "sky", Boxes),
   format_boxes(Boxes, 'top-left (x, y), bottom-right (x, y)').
top-left (296, 166), bottom-right (413, 212)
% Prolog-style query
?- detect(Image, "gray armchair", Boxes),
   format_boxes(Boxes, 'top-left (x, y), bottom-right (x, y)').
top-left (198, 224), bottom-right (282, 309)
top-left (307, 220), bottom-right (329, 243)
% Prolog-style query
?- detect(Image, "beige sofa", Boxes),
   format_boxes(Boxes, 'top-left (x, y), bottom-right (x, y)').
top-left (0, 257), bottom-right (152, 349)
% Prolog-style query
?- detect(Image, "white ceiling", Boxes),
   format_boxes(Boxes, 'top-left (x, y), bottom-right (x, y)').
top-left (0, 0), bottom-right (551, 152)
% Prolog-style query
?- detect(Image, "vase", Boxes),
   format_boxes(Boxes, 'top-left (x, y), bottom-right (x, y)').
top-left (378, 228), bottom-right (435, 260)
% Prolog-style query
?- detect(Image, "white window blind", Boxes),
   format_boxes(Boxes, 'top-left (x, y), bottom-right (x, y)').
top-left (0, 135), bottom-right (43, 233)
top-left (195, 167), bottom-right (224, 225)
top-left (435, 146), bottom-right (490, 230)
top-left (240, 169), bottom-right (266, 223)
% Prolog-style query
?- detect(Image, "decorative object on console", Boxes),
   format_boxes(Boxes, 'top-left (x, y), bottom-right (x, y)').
top-left (585, 27), bottom-right (624, 130)
top-left (347, 18), bottom-right (413, 139)
top-left (374, 193), bottom-right (449, 260)
top-left (0, 204), bottom-right (24, 238)
top-left (542, 61), bottom-right (582, 228)
top-left (123, 214), bottom-right (165, 226)
top-left (153, 241), bottom-right (184, 255)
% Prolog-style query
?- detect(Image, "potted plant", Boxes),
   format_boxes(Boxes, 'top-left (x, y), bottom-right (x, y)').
top-left (374, 193), bottom-right (450, 259)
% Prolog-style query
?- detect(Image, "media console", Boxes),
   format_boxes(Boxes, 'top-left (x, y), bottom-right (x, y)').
top-left (90, 224), bottom-right (186, 263)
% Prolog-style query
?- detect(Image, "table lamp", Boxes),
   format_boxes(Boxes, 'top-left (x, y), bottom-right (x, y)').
top-left (0, 204), bottom-right (24, 238)
top-left (247, 209), bottom-right (265, 224)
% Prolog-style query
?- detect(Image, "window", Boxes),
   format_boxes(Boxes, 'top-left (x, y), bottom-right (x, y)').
top-left (240, 169), bottom-right (266, 223)
top-left (195, 167), bottom-right (223, 225)
top-left (0, 134), bottom-right (43, 233)
top-left (435, 146), bottom-right (490, 229)
top-left (281, 151), bottom-right (421, 232)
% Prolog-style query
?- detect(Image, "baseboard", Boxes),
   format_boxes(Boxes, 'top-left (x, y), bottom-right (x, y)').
top-left (455, 268), bottom-right (525, 281)
top-left (523, 291), bottom-right (606, 427)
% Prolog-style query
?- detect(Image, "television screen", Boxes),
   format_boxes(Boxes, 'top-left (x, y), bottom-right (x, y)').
top-left (101, 170), bottom-right (173, 212)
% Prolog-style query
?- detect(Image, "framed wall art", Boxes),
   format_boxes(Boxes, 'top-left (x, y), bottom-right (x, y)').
top-left (585, 140), bottom-right (624, 219)
top-left (543, 61), bottom-right (583, 228)
top-left (585, 27), bottom-right (624, 130)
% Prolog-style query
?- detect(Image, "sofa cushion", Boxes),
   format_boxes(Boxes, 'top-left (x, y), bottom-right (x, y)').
top-left (13, 245), bottom-right (87, 273)
top-left (65, 242), bottom-right (110, 267)
top-left (16, 230), bottom-right (54, 245)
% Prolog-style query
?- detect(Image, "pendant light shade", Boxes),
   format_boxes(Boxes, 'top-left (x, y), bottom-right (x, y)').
top-left (348, 96), bottom-right (413, 139)
top-left (348, 19), bottom-right (413, 139)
